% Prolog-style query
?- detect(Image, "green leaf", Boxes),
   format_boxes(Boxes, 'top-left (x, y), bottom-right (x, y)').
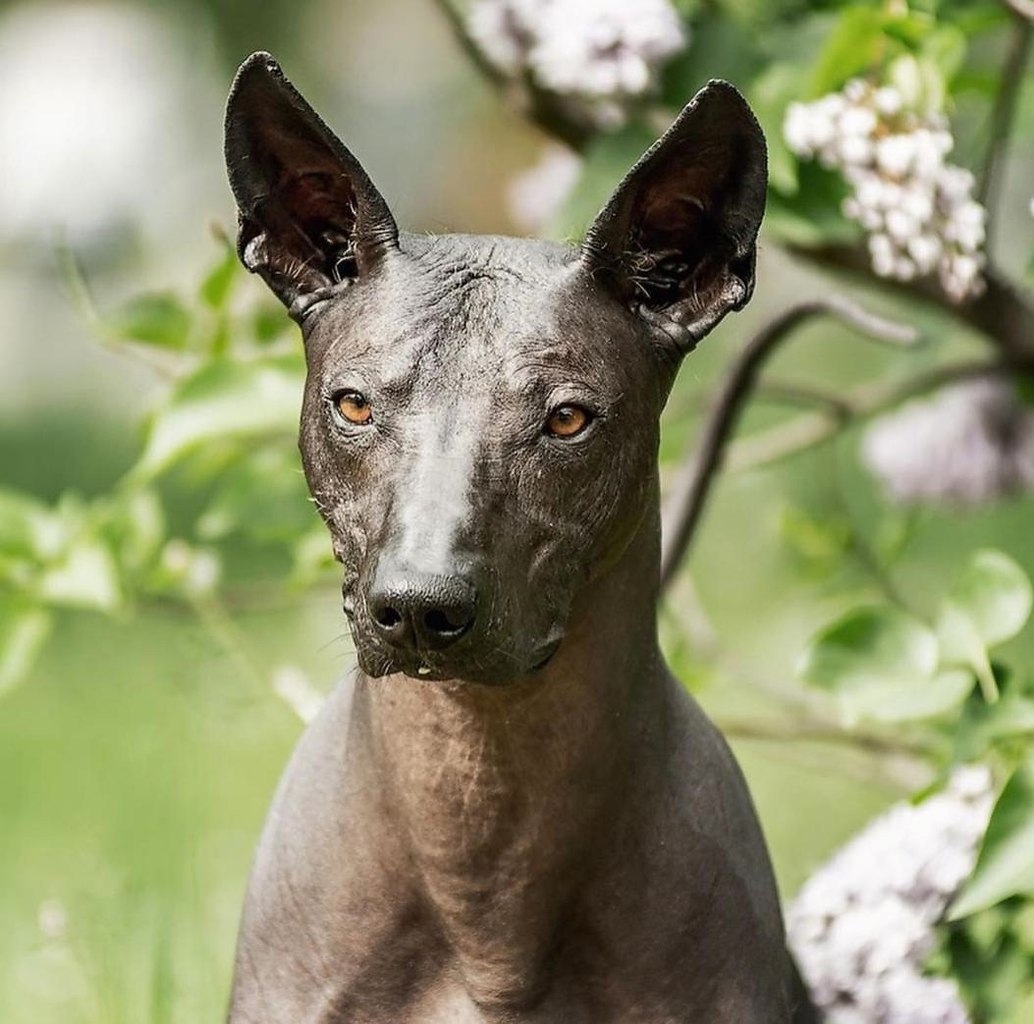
top-left (547, 122), bottom-right (658, 242)
top-left (131, 356), bottom-right (305, 481)
top-left (36, 535), bottom-right (123, 612)
top-left (749, 62), bottom-right (809, 195)
top-left (0, 601), bottom-right (51, 696)
top-left (199, 246), bottom-right (239, 311)
top-left (949, 551), bottom-right (1034, 647)
top-left (661, 11), bottom-right (764, 108)
top-left (938, 550), bottom-right (1033, 702)
top-left (101, 489), bottom-right (166, 574)
top-left (779, 504), bottom-right (851, 578)
top-left (920, 25), bottom-right (967, 84)
top-left (951, 759), bottom-right (1034, 919)
top-left (953, 677), bottom-right (1034, 763)
top-left (291, 524), bottom-right (337, 589)
top-left (0, 488), bottom-right (64, 561)
top-left (110, 292), bottom-right (192, 350)
top-left (251, 305), bottom-right (291, 345)
top-left (196, 446), bottom-right (315, 543)
top-left (798, 606), bottom-right (971, 724)
top-left (809, 6), bottom-right (885, 97)
top-left (764, 162), bottom-right (859, 247)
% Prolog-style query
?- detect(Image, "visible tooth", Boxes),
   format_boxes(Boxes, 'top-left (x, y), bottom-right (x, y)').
top-left (417, 666), bottom-right (431, 677)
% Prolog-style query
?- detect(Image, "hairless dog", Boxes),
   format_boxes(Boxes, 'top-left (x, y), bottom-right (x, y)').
top-left (224, 52), bottom-right (816, 1024)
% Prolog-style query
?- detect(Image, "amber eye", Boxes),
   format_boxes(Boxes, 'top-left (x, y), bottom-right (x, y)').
top-left (545, 404), bottom-right (592, 439)
top-left (335, 390), bottom-right (373, 426)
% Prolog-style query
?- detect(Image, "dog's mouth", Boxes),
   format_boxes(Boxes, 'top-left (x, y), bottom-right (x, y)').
top-left (343, 581), bottom-right (566, 685)
top-left (349, 622), bottom-right (565, 686)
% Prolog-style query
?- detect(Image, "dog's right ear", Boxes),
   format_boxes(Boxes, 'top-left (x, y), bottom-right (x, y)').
top-left (224, 52), bottom-right (398, 314)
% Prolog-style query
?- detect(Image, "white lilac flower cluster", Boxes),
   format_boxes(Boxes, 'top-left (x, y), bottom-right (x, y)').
top-left (467, 0), bottom-right (686, 127)
top-left (507, 143), bottom-right (582, 232)
top-left (861, 379), bottom-right (1034, 507)
top-left (788, 766), bottom-right (994, 1024)
top-left (784, 79), bottom-right (986, 303)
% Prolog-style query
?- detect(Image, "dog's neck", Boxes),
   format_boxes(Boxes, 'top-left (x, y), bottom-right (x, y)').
top-left (348, 485), bottom-right (673, 1007)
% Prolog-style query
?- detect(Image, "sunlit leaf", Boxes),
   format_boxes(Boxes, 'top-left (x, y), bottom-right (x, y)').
top-left (938, 550), bottom-right (1033, 702)
top-left (0, 601), bottom-right (51, 695)
top-left (809, 5), bottom-right (885, 96)
top-left (131, 356), bottom-right (305, 481)
top-left (920, 25), bottom-right (967, 83)
top-left (110, 292), bottom-right (192, 350)
top-left (798, 606), bottom-right (970, 723)
top-left (0, 488), bottom-right (64, 561)
top-left (101, 489), bottom-right (166, 573)
top-left (951, 759), bottom-right (1034, 919)
top-left (36, 535), bottom-right (123, 612)
top-left (947, 550), bottom-right (1033, 648)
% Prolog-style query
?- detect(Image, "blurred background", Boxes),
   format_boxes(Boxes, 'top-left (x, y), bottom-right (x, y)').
top-left (1, 1), bottom-right (1033, 1021)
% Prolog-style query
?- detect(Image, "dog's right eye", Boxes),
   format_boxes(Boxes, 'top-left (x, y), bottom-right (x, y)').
top-left (545, 404), bottom-right (592, 439)
top-left (334, 390), bottom-right (373, 426)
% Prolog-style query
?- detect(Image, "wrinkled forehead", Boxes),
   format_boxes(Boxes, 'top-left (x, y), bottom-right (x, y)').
top-left (313, 233), bottom-right (645, 395)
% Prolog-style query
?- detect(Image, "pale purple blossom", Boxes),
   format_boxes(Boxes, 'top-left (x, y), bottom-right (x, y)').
top-left (861, 380), bottom-right (1034, 507)
top-left (788, 766), bottom-right (993, 1023)
top-left (467, 0), bottom-right (686, 127)
top-left (506, 143), bottom-right (581, 233)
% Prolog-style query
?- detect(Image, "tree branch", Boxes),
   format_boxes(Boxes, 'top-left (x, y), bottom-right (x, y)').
top-left (787, 243), bottom-right (1034, 361)
top-left (715, 716), bottom-right (938, 761)
top-left (978, 10), bottom-right (1032, 249)
top-left (726, 358), bottom-right (1034, 471)
top-left (659, 297), bottom-right (919, 587)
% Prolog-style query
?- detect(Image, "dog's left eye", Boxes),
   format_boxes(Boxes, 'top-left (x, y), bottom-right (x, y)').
top-left (334, 390), bottom-right (373, 426)
top-left (545, 404), bottom-right (592, 439)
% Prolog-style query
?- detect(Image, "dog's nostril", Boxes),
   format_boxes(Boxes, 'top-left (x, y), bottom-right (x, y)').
top-left (375, 606), bottom-right (403, 629)
top-left (424, 608), bottom-right (468, 635)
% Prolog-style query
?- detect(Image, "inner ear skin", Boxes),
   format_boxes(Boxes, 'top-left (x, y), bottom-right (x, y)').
top-left (241, 126), bottom-right (362, 288)
top-left (626, 141), bottom-right (749, 310)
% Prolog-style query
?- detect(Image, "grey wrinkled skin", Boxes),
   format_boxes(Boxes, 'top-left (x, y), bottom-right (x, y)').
top-left (224, 52), bottom-right (816, 1024)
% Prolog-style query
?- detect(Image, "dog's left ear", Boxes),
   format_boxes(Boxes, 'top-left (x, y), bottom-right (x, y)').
top-left (582, 81), bottom-right (767, 350)
top-left (224, 52), bottom-right (399, 315)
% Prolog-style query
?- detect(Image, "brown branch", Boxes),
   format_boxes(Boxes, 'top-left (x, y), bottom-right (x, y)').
top-left (659, 297), bottom-right (919, 587)
top-left (788, 243), bottom-right (1034, 361)
top-left (727, 358), bottom-right (1034, 471)
top-left (715, 716), bottom-right (938, 761)
top-left (979, 10), bottom-right (1033, 249)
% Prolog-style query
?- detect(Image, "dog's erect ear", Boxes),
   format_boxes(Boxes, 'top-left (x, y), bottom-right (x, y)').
top-left (582, 80), bottom-right (767, 350)
top-left (224, 52), bottom-right (398, 313)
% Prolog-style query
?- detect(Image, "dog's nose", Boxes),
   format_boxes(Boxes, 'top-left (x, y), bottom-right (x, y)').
top-left (367, 571), bottom-right (478, 652)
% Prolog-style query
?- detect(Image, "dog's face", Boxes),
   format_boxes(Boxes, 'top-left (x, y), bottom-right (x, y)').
top-left (224, 53), bottom-right (766, 685)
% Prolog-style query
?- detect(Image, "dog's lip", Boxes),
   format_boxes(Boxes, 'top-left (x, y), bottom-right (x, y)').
top-left (357, 636), bottom-right (564, 686)
top-left (529, 637), bottom-right (562, 673)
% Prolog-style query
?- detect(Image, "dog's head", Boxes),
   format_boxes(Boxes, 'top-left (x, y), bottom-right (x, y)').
top-left (225, 53), bottom-right (766, 685)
